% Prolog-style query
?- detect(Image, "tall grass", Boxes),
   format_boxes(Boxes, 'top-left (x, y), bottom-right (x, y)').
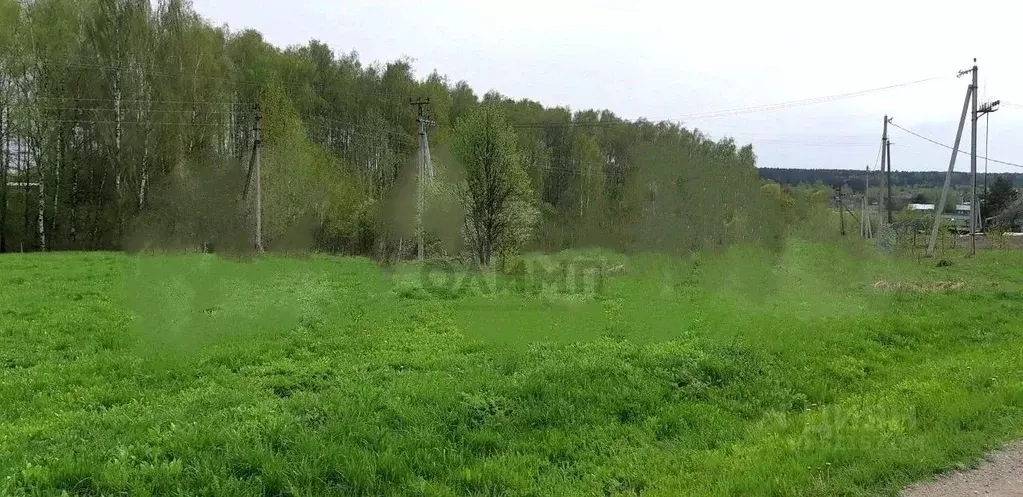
top-left (1, 243), bottom-right (1021, 495)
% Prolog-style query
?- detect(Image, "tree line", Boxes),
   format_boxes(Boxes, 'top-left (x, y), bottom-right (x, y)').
top-left (760, 168), bottom-right (1023, 192)
top-left (1, 0), bottom-right (784, 262)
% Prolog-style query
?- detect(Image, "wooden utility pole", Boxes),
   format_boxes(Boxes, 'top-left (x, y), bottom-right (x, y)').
top-left (970, 59), bottom-right (979, 257)
top-left (875, 115), bottom-right (892, 249)
top-left (254, 105), bottom-right (264, 253)
top-left (926, 75), bottom-right (973, 257)
top-left (984, 112), bottom-right (990, 209)
top-left (862, 168), bottom-right (867, 238)
top-left (879, 116), bottom-right (888, 227)
top-left (862, 165), bottom-right (873, 239)
top-left (838, 186), bottom-right (846, 236)
top-left (0, 109), bottom-right (7, 253)
top-left (977, 99), bottom-right (999, 232)
top-left (22, 149), bottom-right (29, 252)
top-left (242, 105), bottom-right (263, 253)
top-left (410, 97), bottom-right (432, 261)
top-left (885, 137), bottom-right (893, 224)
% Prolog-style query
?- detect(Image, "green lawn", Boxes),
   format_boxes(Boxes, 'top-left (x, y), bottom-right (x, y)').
top-left (1, 242), bottom-right (1022, 496)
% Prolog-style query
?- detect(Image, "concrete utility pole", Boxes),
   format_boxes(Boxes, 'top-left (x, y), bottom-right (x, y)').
top-left (970, 59), bottom-right (978, 257)
top-left (926, 72), bottom-right (974, 257)
top-left (410, 98), bottom-right (432, 261)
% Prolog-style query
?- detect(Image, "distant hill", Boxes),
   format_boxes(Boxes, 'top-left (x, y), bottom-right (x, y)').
top-left (758, 168), bottom-right (1023, 192)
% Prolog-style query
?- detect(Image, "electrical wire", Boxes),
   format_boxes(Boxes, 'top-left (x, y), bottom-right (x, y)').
top-left (513, 75), bottom-right (949, 128)
top-left (668, 75), bottom-right (949, 122)
top-left (308, 116), bottom-right (414, 141)
top-left (27, 58), bottom-right (401, 99)
top-left (33, 96), bottom-right (244, 106)
top-left (30, 117), bottom-right (236, 127)
top-left (8, 104), bottom-right (241, 115)
top-left (11, 69), bottom-right (1005, 177)
top-left (9, 103), bottom-right (414, 144)
top-left (721, 132), bottom-right (877, 139)
top-left (888, 120), bottom-right (1023, 169)
top-left (740, 139), bottom-right (876, 146)
top-left (303, 121), bottom-right (416, 145)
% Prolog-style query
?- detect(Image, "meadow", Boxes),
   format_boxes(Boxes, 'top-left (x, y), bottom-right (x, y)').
top-left (1, 242), bottom-right (1022, 496)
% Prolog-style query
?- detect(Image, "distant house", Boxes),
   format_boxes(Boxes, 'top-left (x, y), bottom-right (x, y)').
top-left (902, 202), bottom-right (973, 228)
top-left (941, 204), bottom-right (970, 225)
top-left (904, 204), bottom-right (970, 215)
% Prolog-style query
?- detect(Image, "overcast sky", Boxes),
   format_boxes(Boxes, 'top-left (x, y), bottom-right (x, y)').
top-left (191, 0), bottom-right (1023, 173)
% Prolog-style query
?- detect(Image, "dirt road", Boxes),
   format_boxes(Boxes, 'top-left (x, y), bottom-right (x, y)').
top-left (902, 442), bottom-right (1023, 497)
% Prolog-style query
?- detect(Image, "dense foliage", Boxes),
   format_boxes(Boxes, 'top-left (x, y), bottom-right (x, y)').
top-left (0, 0), bottom-right (775, 259)
top-left (984, 176), bottom-right (1022, 228)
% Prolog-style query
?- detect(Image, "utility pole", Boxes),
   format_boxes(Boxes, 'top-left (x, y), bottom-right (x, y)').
top-left (242, 105), bottom-right (263, 253)
top-left (410, 97), bottom-right (432, 261)
top-left (977, 99), bottom-right (999, 231)
top-left (862, 165), bottom-right (872, 239)
top-left (927, 67), bottom-right (974, 257)
top-left (876, 115), bottom-right (890, 249)
top-left (838, 185), bottom-right (846, 236)
top-left (984, 112), bottom-right (990, 207)
top-left (22, 149), bottom-right (28, 251)
top-left (970, 59), bottom-right (978, 257)
top-left (886, 136), bottom-right (893, 224)
top-left (879, 116), bottom-right (888, 228)
top-left (254, 105), bottom-right (264, 253)
top-left (0, 109), bottom-right (7, 253)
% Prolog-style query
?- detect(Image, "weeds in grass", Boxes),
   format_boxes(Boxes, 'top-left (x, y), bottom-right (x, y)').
top-left (0, 243), bottom-right (1021, 495)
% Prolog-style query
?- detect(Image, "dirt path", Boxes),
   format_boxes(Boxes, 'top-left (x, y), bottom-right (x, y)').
top-left (902, 442), bottom-right (1023, 497)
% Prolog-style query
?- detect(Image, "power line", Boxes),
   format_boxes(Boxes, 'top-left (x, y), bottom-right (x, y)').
top-left (888, 120), bottom-right (1023, 169)
top-left (511, 75), bottom-right (948, 129)
top-left (27, 58), bottom-right (402, 100)
top-left (28, 108), bottom-right (753, 147)
top-left (723, 132), bottom-right (877, 139)
top-left (303, 121), bottom-right (416, 146)
top-left (744, 139), bottom-right (876, 146)
top-left (668, 75), bottom-right (949, 122)
top-left (8, 104), bottom-right (241, 115)
top-left (308, 115), bottom-right (414, 141)
top-left (30, 117), bottom-right (239, 128)
top-left (33, 96), bottom-right (243, 106)
top-left (10, 104), bottom-right (414, 144)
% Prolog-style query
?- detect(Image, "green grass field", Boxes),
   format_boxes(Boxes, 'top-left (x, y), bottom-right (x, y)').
top-left (1, 242), bottom-right (1022, 496)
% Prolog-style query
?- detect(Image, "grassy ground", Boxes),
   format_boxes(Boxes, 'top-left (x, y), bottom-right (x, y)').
top-left (1, 242), bottom-right (1022, 496)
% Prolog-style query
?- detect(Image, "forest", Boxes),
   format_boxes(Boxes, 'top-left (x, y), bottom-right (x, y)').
top-left (0, 0), bottom-right (781, 259)
top-left (6, 3), bottom-right (1023, 495)
top-left (760, 167), bottom-right (1023, 192)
